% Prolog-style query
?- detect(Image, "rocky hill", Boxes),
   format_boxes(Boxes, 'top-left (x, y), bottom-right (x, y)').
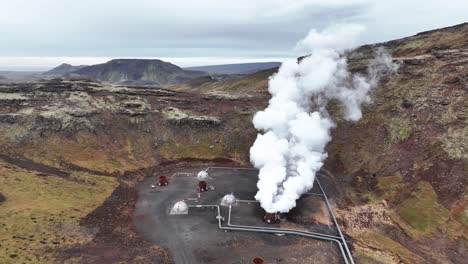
top-left (184, 62), bottom-right (281, 75)
top-left (44, 63), bottom-right (87, 76)
top-left (72, 59), bottom-right (206, 86)
top-left (0, 23), bottom-right (466, 263)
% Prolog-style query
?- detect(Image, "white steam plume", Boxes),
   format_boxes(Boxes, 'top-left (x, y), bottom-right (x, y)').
top-left (250, 23), bottom-right (398, 213)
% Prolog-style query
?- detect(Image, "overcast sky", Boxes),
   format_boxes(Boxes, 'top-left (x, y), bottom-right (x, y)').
top-left (0, 0), bottom-right (467, 70)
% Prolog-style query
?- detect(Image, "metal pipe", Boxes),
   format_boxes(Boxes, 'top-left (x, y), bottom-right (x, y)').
top-left (316, 176), bottom-right (355, 264)
top-left (304, 192), bottom-right (325, 196)
top-left (206, 167), bottom-right (258, 171)
top-left (189, 204), bottom-right (349, 264)
top-left (168, 172), bottom-right (192, 181)
top-left (202, 166), bottom-right (354, 263)
top-left (226, 206), bottom-right (341, 240)
top-left (236, 199), bottom-right (259, 203)
top-left (230, 200), bottom-right (342, 240)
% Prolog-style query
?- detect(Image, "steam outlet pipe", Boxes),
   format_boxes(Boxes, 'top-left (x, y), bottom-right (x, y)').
top-left (226, 205), bottom-right (341, 240)
top-left (316, 176), bottom-right (355, 264)
top-left (188, 204), bottom-right (350, 264)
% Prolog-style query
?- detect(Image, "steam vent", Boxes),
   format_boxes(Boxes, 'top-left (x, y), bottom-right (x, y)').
top-left (252, 257), bottom-right (265, 264)
top-left (158, 176), bottom-right (169, 186)
top-left (263, 212), bottom-right (280, 224)
top-left (198, 180), bottom-right (208, 192)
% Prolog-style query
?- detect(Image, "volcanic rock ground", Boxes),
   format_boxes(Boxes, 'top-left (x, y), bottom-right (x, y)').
top-left (135, 167), bottom-right (342, 264)
top-left (0, 23), bottom-right (467, 264)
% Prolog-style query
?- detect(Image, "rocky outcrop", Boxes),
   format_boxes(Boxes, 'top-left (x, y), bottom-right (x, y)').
top-left (161, 107), bottom-right (221, 127)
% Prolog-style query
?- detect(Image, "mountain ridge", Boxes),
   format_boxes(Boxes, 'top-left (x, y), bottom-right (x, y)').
top-left (184, 61), bottom-right (281, 75)
top-left (43, 63), bottom-right (87, 75)
top-left (69, 59), bottom-right (206, 86)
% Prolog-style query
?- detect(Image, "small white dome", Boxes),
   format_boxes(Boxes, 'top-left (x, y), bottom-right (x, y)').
top-left (170, 201), bottom-right (189, 215)
top-left (221, 193), bottom-right (236, 206)
top-left (197, 170), bottom-right (208, 180)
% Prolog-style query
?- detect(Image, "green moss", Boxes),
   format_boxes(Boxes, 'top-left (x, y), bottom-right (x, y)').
top-left (161, 107), bottom-right (220, 124)
top-left (0, 161), bottom-right (117, 263)
top-left (387, 118), bottom-right (412, 144)
top-left (398, 181), bottom-right (450, 235)
top-left (445, 218), bottom-right (467, 240)
top-left (359, 192), bottom-right (381, 204)
top-left (442, 127), bottom-right (468, 160)
top-left (459, 209), bottom-right (468, 227)
top-left (397, 39), bottom-right (426, 51)
top-left (377, 175), bottom-right (403, 201)
top-left (159, 137), bottom-right (224, 160)
top-left (355, 230), bottom-right (423, 263)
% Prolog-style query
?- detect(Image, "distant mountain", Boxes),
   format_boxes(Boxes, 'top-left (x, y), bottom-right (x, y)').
top-left (184, 62), bottom-right (281, 75)
top-left (72, 59), bottom-right (206, 86)
top-left (44, 63), bottom-right (87, 75)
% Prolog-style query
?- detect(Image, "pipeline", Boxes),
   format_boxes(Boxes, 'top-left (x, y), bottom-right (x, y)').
top-left (206, 167), bottom-right (258, 171)
top-left (188, 204), bottom-right (350, 264)
top-left (316, 176), bottom-right (355, 264)
top-left (226, 205), bottom-right (341, 240)
top-left (203, 166), bottom-right (355, 264)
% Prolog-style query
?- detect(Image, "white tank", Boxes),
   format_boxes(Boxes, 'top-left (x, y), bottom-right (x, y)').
top-left (170, 201), bottom-right (189, 215)
top-left (221, 193), bottom-right (236, 206)
top-left (197, 170), bottom-right (208, 180)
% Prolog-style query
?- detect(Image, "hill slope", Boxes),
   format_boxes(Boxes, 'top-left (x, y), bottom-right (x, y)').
top-left (73, 59), bottom-right (206, 86)
top-left (185, 62), bottom-right (281, 75)
top-left (44, 63), bottom-right (87, 76)
top-left (0, 23), bottom-right (466, 263)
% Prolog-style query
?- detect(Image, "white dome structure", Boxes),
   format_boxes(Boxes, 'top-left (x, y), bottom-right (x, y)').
top-left (197, 170), bottom-right (208, 180)
top-left (221, 193), bottom-right (236, 206)
top-left (170, 201), bottom-right (189, 215)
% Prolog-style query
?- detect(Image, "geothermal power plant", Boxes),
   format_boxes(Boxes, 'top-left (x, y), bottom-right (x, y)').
top-left (136, 28), bottom-right (398, 263)
top-left (137, 167), bottom-right (355, 264)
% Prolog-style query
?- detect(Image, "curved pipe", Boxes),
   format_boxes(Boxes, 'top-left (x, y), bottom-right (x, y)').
top-left (205, 166), bottom-right (355, 264)
top-left (226, 205), bottom-right (341, 240)
top-left (316, 177), bottom-right (355, 264)
top-left (189, 204), bottom-right (349, 264)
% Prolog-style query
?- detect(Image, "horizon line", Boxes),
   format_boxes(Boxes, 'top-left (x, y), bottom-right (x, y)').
top-left (0, 56), bottom-right (292, 71)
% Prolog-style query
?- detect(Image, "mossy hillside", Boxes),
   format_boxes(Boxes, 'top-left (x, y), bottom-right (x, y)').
top-left (442, 127), bottom-right (468, 160)
top-left (376, 175), bottom-right (404, 202)
top-left (387, 118), bottom-right (413, 145)
top-left (459, 210), bottom-right (468, 226)
top-left (159, 136), bottom-right (224, 160)
top-left (354, 246), bottom-right (399, 264)
top-left (0, 161), bottom-right (117, 264)
top-left (347, 175), bottom-right (404, 205)
top-left (13, 130), bottom-right (156, 174)
top-left (458, 199), bottom-right (468, 227)
top-left (397, 181), bottom-right (450, 235)
top-left (392, 27), bottom-right (468, 56)
top-left (353, 230), bottom-right (424, 264)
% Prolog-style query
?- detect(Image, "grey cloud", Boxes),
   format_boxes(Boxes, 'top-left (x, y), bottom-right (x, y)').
top-left (0, 0), bottom-right (466, 68)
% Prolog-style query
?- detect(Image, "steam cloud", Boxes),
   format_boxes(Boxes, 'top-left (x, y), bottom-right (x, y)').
top-left (250, 23), bottom-right (398, 213)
